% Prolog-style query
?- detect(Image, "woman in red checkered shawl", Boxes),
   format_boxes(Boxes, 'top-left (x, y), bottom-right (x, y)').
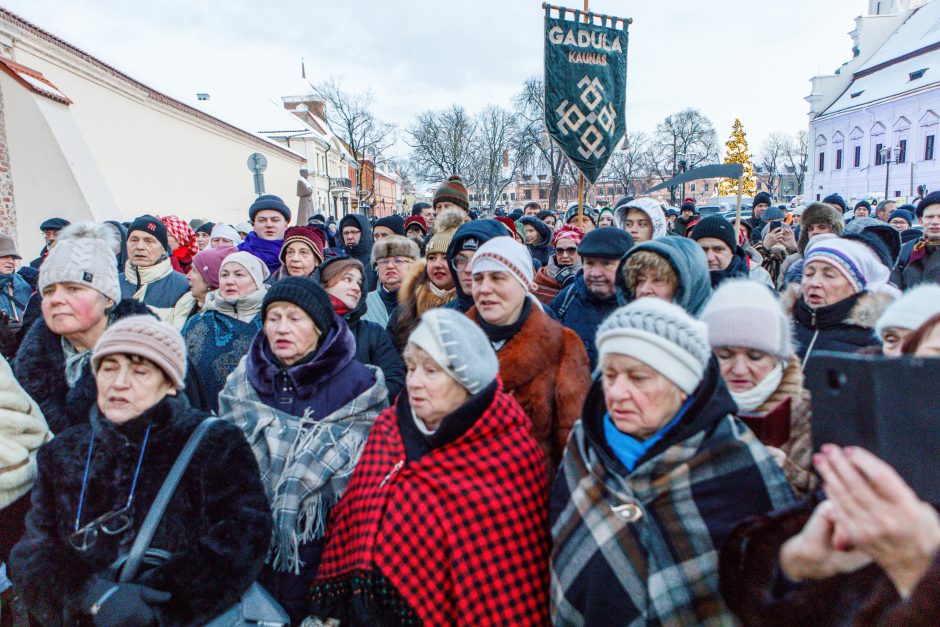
top-left (159, 215), bottom-right (198, 273)
top-left (309, 308), bottom-right (550, 625)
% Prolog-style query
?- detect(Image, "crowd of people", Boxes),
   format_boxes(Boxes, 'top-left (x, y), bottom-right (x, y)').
top-left (0, 174), bottom-right (937, 625)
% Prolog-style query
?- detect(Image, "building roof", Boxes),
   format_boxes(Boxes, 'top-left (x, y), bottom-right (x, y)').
top-left (819, 2), bottom-right (940, 118)
top-left (0, 7), bottom-right (302, 162)
top-left (0, 56), bottom-right (71, 104)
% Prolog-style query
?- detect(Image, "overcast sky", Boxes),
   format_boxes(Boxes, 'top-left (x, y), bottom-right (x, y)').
top-left (6, 0), bottom-right (866, 158)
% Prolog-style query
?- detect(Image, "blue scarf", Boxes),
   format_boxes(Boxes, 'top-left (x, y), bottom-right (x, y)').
top-left (238, 232), bottom-right (283, 275)
top-left (603, 397), bottom-right (694, 472)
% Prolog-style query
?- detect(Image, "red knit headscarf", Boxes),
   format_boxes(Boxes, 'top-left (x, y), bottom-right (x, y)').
top-left (159, 215), bottom-right (198, 256)
top-left (552, 224), bottom-right (585, 246)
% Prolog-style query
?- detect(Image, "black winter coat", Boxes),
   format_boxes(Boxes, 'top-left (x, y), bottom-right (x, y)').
top-left (14, 299), bottom-right (209, 434)
top-left (8, 395), bottom-right (272, 626)
top-left (551, 275), bottom-right (626, 369)
top-left (343, 294), bottom-right (405, 402)
top-left (783, 287), bottom-right (891, 367)
top-left (890, 239), bottom-right (940, 290)
top-left (338, 214), bottom-right (377, 292)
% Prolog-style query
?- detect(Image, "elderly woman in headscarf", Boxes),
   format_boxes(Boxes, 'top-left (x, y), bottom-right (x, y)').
top-left (550, 298), bottom-right (794, 625)
top-left (467, 237), bottom-right (590, 476)
top-left (784, 235), bottom-right (896, 368)
top-left (217, 277), bottom-right (387, 623)
top-left (10, 316), bottom-right (271, 625)
top-left (209, 223), bottom-right (242, 248)
top-left (534, 225), bottom-right (584, 305)
top-left (700, 279), bottom-right (815, 496)
top-left (159, 215), bottom-right (198, 274)
top-left (274, 226), bottom-right (325, 281)
top-left (310, 309), bottom-right (549, 625)
top-left (183, 251), bottom-right (268, 411)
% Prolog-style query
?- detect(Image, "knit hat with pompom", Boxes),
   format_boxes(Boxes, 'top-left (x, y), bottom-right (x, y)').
top-left (39, 222), bottom-right (122, 305)
top-left (433, 175), bottom-right (470, 212)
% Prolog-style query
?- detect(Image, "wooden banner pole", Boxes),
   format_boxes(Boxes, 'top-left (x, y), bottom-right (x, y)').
top-left (734, 177), bottom-right (744, 241)
top-left (576, 0), bottom-right (588, 230)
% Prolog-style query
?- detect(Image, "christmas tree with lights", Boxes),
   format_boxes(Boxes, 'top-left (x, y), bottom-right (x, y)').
top-left (717, 118), bottom-right (757, 196)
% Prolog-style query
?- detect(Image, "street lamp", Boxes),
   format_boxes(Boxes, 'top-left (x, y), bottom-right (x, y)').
top-left (881, 145), bottom-right (901, 201)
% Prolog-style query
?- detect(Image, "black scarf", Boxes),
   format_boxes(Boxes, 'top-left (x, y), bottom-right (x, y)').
top-left (477, 297), bottom-right (532, 344)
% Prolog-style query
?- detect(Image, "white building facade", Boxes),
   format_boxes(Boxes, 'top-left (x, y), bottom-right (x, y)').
top-left (806, 0), bottom-right (940, 205)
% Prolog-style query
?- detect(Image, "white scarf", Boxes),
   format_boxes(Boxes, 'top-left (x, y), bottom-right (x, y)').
top-left (730, 363), bottom-right (784, 412)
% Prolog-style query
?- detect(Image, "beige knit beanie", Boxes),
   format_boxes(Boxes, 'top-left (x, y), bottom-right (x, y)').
top-left (92, 315), bottom-right (187, 389)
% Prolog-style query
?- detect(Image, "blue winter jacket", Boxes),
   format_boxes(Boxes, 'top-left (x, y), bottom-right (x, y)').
top-left (552, 275), bottom-right (627, 369)
top-left (0, 273), bottom-right (32, 321)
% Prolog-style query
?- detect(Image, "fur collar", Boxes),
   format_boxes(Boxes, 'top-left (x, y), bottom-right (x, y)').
top-left (395, 260), bottom-right (455, 348)
top-left (780, 284), bottom-right (893, 330)
top-left (467, 304), bottom-right (561, 390)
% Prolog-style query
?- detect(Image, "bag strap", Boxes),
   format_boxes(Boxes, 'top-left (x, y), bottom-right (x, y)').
top-left (119, 417), bottom-right (220, 583)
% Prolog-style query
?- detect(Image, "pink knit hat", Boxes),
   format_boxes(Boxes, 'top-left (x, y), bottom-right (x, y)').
top-left (192, 245), bottom-right (237, 289)
top-left (92, 315), bottom-right (187, 389)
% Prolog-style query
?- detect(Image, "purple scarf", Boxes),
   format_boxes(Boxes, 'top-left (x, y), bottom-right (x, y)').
top-left (238, 232), bottom-right (283, 275)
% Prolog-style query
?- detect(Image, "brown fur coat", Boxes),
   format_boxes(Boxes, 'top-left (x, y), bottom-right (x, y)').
top-left (753, 355), bottom-right (815, 497)
top-left (394, 259), bottom-right (456, 350)
top-left (467, 303), bottom-right (590, 475)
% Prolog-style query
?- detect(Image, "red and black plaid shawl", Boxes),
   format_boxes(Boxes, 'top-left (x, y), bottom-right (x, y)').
top-left (310, 382), bottom-right (550, 625)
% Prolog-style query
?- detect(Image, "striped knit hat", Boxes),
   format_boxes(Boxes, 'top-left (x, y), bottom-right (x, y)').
top-left (280, 226), bottom-right (325, 265)
top-left (803, 236), bottom-right (888, 293)
top-left (433, 175), bottom-right (470, 212)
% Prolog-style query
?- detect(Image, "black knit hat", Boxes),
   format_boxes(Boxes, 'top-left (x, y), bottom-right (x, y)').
top-left (853, 200), bottom-right (872, 214)
top-left (690, 214), bottom-right (736, 252)
top-left (915, 191), bottom-right (940, 218)
top-left (822, 193), bottom-right (848, 212)
top-left (262, 276), bottom-right (335, 334)
top-left (577, 227), bottom-right (634, 258)
top-left (249, 194), bottom-right (291, 222)
top-left (680, 201), bottom-right (696, 213)
top-left (752, 191), bottom-right (773, 208)
top-left (39, 218), bottom-right (70, 231)
top-left (127, 215), bottom-right (169, 250)
top-left (373, 215), bottom-right (406, 236)
top-left (195, 221), bottom-right (215, 236)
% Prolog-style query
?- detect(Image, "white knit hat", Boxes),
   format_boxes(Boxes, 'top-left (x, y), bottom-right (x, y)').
top-left (220, 251), bottom-right (270, 290)
top-left (699, 278), bottom-right (793, 361)
top-left (408, 308), bottom-right (499, 394)
top-left (210, 223), bottom-right (243, 245)
top-left (596, 298), bottom-right (711, 395)
top-left (38, 222), bottom-right (122, 305)
top-left (470, 236), bottom-right (534, 292)
top-left (874, 284), bottom-right (940, 336)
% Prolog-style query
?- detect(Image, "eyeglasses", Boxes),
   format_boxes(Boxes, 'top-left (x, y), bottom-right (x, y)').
top-left (69, 505), bottom-right (135, 552)
top-left (555, 247), bottom-right (578, 256)
top-left (453, 255), bottom-right (473, 270)
top-left (376, 257), bottom-right (413, 267)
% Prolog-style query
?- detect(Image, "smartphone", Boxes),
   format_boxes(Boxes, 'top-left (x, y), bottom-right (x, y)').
top-left (768, 220), bottom-right (783, 232)
top-left (805, 352), bottom-right (940, 503)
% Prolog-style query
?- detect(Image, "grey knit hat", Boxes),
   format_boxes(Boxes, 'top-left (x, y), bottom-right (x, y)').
top-left (596, 298), bottom-right (711, 394)
top-left (699, 279), bottom-right (793, 362)
top-left (92, 315), bottom-right (187, 389)
top-left (38, 222), bottom-right (122, 305)
top-left (407, 308), bottom-right (499, 394)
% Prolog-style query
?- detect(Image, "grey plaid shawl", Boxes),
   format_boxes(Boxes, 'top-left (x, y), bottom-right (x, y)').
top-left (219, 359), bottom-right (387, 573)
top-left (551, 415), bottom-right (794, 626)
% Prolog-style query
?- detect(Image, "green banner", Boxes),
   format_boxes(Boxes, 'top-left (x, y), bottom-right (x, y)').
top-left (544, 5), bottom-right (629, 184)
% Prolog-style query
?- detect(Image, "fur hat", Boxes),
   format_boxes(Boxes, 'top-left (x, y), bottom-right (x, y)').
top-left (371, 234), bottom-right (420, 265)
top-left (425, 208), bottom-right (468, 256)
top-left (700, 279), bottom-right (792, 361)
top-left (407, 308), bottom-right (499, 394)
top-left (596, 299), bottom-right (711, 395)
top-left (798, 202), bottom-right (844, 252)
top-left (92, 315), bottom-right (187, 389)
top-left (39, 222), bottom-right (122, 305)
top-left (433, 175), bottom-right (470, 211)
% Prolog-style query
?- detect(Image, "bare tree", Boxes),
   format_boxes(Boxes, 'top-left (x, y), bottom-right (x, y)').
top-left (648, 109), bottom-right (719, 203)
top-left (406, 105), bottom-right (479, 185)
top-left (605, 131), bottom-right (650, 197)
top-left (514, 77), bottom-right (576, 210)
top-left (781, 130), bottom-right (809, 195)
top-left (759, 132), bottom-right (790, 198)
top-left (313, 79), bottom-right (395, 205)
top-left (471, 105), bottom-right (531, 210)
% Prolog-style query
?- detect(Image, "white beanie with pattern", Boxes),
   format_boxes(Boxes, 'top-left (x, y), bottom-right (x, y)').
top-left (596, 298), bottom-right (711, 394)
top-left (470, 236), bottom-right (534, 292)
top-left (38, 222), bottom-right (122, 305)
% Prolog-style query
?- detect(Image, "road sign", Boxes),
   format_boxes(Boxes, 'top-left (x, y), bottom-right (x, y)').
top-left (247, 153), bottom-right (268, 173)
